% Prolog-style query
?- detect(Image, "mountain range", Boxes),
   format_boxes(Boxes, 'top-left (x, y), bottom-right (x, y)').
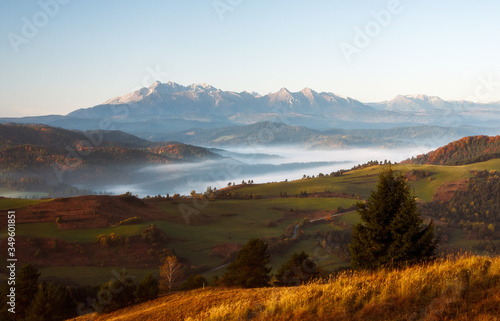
top-left (2, 81), bottom-right (500, 142)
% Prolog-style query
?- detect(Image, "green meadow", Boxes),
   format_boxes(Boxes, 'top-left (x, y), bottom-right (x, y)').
top-left (237, 159), bottom-right (500, 202)
top-left (0, 197), bottom-right (52, 210)
top-left (5, 159), bottom-right (500, 285)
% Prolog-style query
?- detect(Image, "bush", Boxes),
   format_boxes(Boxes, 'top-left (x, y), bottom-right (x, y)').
top-left (120, 192), bottom-right (145, 205)
top-left (96, 233), bottom-right (126, 247)
top-left (95, 270), bottom-right (135, 313)
top-left (116, 216), bottom-right (143, 226)
top-left (275, 251), bottom-right (319, 286)
top-left (181, 274), bottom-right (207, 290)
top-left (141, 224), bottom-right (168, 245)
top-left (222, 239), bottom-right (271, 288)
top-left (135, 274), bottom-right (159, 302)
top-left (210, 275), bottom-right (220, 287)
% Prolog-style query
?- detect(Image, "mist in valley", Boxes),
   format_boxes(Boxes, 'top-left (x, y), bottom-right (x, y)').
top-left (97, 145), bottom-right (436, 197)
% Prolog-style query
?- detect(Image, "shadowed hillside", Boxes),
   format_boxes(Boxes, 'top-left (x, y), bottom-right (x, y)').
top-left (0, 123), bottom-right (219, 197)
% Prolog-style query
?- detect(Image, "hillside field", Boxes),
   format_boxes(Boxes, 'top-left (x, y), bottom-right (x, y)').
top-left (1, 159), bottom-right (500, 285)
top-left (69, 255), bottom-right (500, 321)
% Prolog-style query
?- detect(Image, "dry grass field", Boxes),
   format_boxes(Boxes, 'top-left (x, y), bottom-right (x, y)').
top-left (70, 254), bottom-right (500, 321)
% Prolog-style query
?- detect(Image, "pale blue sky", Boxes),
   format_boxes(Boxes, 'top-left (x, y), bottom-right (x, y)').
top-left (1, 0), bottom-right (499, 116)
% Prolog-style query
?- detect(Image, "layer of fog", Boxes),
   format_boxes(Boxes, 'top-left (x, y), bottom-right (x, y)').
top-left (101, 145), bottom-right (435, 197)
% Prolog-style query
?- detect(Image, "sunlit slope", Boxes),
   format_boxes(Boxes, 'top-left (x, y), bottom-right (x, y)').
top-left (236, 159), bottom-right (500, 202)
top-left (70, 255), bottom-right (500, 321)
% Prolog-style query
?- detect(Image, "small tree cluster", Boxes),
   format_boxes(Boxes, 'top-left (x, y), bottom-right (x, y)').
top-left (96, 233), bottom-right (126, 247)
top-left (0, 264), bottom-right (76, 321)
top-left (141, 224), bottom-right (168, 245)
top-left (0, 264), bottom-right (160, 319)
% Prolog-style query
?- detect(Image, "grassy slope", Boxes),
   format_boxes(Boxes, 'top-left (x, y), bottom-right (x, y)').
top-left (39, 266), bottom-right (158, 286)
top-left (13, 197), bottom-right (357, 273)
top-left (6, 159), bottom-right (500, 284)
top-left (70, 255), bottom-right (500, 321)
top-left (0, 188), bottom-right (48, 199)
top-left (236, 159), bottom-right (500, 202)
top-left (0, 197), bottom-right (52, 210)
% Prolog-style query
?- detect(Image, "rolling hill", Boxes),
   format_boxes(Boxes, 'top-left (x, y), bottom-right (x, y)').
top-left (0, 123), bottom-right (219, 197)
top-left (403, 135), bottom-right (500, 165)
top-left (151, 122), bottom-right (499, 148)
top-left (2, 156), bottom-right (500, 286)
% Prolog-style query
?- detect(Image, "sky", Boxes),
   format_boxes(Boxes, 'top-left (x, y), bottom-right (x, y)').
top-left (1, 0), bottom-right (500, 117)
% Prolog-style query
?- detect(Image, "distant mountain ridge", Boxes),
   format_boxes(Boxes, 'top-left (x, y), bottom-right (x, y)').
top-left (2, 81), bottom-right (500, 141)
top-left (160, 122), bottom-right (500, 148)
top-left (69, 81), bottom-right (374, 120)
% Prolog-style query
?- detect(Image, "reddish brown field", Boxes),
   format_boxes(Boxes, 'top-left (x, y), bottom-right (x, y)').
top-left (0, 195), bottom-right (166, 229)
top-left (0, 235), bottom-right (161, 269)
top-left (432, 178), bottom-right (469, 202)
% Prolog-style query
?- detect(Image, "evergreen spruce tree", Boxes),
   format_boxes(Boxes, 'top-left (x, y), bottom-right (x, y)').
top-left (25, 282), bottom-right (76, 321)
top-left (349, 167), bottom-right (436, 269)
top-left (223, 238), bottom-right (271, 288)
top-left (15, 263), bottom-right (41, 320)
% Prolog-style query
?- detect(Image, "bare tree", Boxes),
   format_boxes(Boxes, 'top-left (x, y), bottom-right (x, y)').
top-left (160, 256), bottom-right (184, 293)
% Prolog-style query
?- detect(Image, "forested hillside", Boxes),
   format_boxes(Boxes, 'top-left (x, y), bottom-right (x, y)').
top-left (0, 124), bottom-right (218, 168)
top-left (0, 124), bottom-right (218, 197)
top-left (403, 135), bottom-right (500, 165)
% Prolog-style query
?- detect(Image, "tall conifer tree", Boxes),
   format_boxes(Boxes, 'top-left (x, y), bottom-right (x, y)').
top-left (349, 167), bottom-right (436, 269)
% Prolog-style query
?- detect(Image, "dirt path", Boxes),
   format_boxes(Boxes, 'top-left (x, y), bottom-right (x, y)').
top-left (309, 210), bottom-right (356, 223)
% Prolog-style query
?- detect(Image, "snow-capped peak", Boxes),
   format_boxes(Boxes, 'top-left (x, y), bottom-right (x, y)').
top-left (405, 94), bottom-right (444, 102)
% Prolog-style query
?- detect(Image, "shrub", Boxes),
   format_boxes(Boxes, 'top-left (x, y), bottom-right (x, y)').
top-left (141, 224), bottom-right (168, 245)
top-left (181, 274), bottom-right (208, 290)
top-left (275, 251), bottom-right (319, 286)
top-left (96, 233), bottom-right (126, 247)
top-left (222, 239), bottom-right (271, 288)
top-left (95, 270), bottom-right (135, 313)
top-left (135, 274), bottom-right (159, 302)
top-left (116, 216), bottom-right (143, 226)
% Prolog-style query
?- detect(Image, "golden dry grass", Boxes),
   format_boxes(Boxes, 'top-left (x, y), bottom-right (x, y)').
top-left (70, 255), bottom-right (500, 321)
